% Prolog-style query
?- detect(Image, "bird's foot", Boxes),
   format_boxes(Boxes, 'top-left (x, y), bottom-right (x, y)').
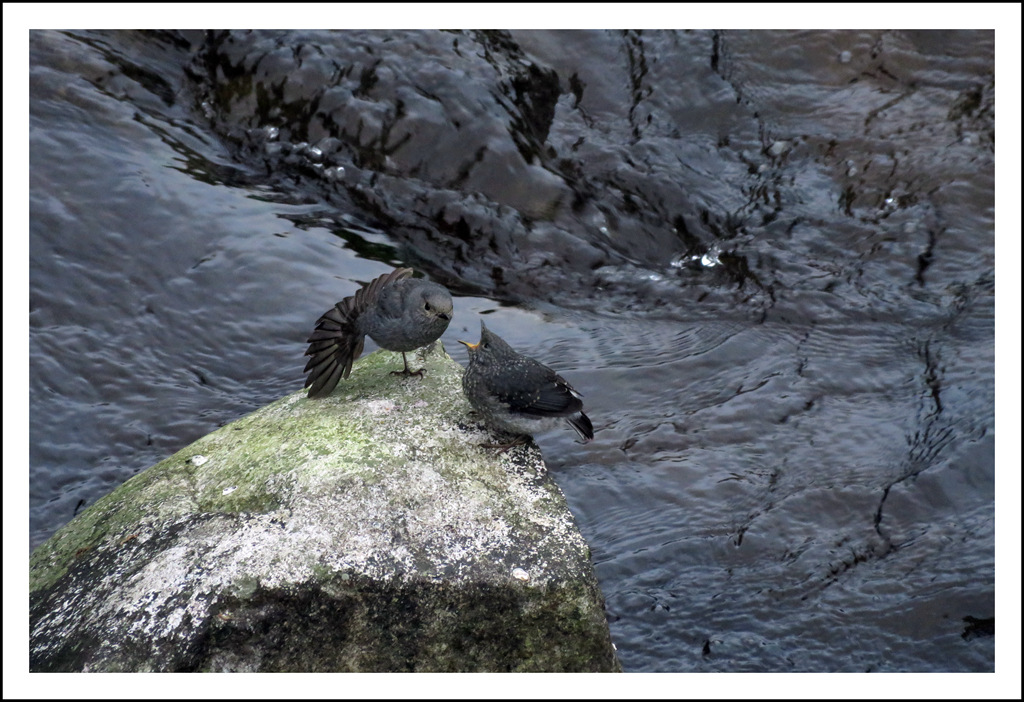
top-left (390, 367), bottom-right (426, 378)
top-left (480, 435), bottom-right (529, 452)
top-left (391, 351), bottom-right (425, 377)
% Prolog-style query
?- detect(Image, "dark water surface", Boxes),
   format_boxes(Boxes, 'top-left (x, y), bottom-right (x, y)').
top-left (28, 29), bottom-right (997, 673)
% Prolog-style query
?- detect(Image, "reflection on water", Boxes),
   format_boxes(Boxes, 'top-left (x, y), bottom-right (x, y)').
top-left (29, 29), bottom-right (995, 672)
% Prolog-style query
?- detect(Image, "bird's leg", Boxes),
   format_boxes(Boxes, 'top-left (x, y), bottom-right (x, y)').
top-left (480, 434), bottom-right (530, 452)
top-left (390, 351), bottom-right (426, 377)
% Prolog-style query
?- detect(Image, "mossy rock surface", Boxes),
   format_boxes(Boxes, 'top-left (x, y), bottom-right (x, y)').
top-left (29, 343), bottom-right (619, 672)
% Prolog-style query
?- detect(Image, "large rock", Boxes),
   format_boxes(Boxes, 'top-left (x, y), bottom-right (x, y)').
top-left (29, 342), bottom-right (619, 672)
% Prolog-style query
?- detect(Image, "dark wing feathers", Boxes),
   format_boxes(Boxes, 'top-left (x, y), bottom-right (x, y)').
top-left (352, 267), bottom-right (412, 316)
top-left (492, 363), bottom-right (594, 441)
top-left (491, 364), bottom-right (583, 418)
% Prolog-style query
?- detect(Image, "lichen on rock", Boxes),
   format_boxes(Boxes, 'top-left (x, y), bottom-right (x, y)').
top-left (29, 342), bottom-right (619, 672)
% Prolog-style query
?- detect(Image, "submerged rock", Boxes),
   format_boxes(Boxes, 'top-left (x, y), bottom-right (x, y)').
top-left (29, 342), bottom-right (619, 672)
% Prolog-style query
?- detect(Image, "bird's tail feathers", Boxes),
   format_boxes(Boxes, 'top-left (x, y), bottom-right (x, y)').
top-left (304, 301), bottom-right (365, 397)
top-left (567, 411), bottom-right (595, 443)
top-left (303, 268), bottom-right (413, 398)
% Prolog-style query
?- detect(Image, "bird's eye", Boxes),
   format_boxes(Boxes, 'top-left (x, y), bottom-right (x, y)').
top-left (424, 302), bottom-right (431, 311)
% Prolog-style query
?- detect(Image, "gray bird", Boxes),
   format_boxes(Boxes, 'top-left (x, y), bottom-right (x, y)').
top-left (459, 322), bottom-right (594, 446)
top-left (304, 268), bottom-right (453, 398)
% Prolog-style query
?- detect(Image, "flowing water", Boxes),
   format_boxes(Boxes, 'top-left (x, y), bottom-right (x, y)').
top-left (28, 29), bottom-right (996, 672)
